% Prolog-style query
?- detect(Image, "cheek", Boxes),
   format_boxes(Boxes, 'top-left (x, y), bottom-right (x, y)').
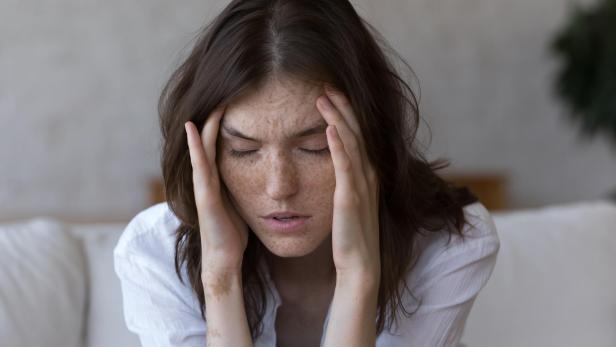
top-left (301, 159), bottom-right (335, 192)
top-left (298, 158), bottom-right (336, 212)
top-left (217, 156), bottom-right (259, 203)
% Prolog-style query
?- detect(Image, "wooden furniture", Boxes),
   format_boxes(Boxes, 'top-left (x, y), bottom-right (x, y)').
top-left (440, 171), bottom-right (509, 211)
top-left (148, 178), bottom-right (166, 205)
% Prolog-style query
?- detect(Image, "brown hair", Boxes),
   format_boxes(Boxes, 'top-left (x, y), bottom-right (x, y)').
top-left (159, 0), bottom-right (479, 339)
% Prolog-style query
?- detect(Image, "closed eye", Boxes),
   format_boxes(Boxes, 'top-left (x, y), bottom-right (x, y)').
top-left (228, 147), bottom-right (330, 158)
top-left (228, 149), bottom-right (256, 158)
top-left (301, 147), bottom-right (330, 155)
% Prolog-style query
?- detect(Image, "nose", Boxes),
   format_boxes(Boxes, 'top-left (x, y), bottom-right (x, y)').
top-left (265, 153), bottom-right (299, 201)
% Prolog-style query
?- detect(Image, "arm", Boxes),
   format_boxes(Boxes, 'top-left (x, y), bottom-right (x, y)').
top-left (201, 270), bottom-right (253, 347)
top-left (315, 86), bottom-right (382, 347)
top-left (185, 110), bottom-right (252, 346)
top-left (322, 273), bottom-right (379, 347)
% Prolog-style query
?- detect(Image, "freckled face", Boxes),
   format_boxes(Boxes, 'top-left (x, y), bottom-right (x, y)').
top-left (216, 76), bottom-right (335, 257)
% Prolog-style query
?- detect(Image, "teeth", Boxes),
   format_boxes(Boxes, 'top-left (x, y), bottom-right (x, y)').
top-left (275, 216), bottom-right (297, 220)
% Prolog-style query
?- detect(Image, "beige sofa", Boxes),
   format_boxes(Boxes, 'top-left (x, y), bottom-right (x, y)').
top-left (1, 199), bottom-right (614, 347)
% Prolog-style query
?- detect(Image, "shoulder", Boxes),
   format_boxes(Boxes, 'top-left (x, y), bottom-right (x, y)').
top-left (378, 202), bottom-right (501, 344)
top-left (421, 201), bottom-right (499, 255)
top-left (113, 202), bottom-right (181, 262)
top-left (112, 203), bottom-right (205, 340)
top-left (458, 200), bottom-right (500, 245)
top-left (408, 201), bottom-right (501, 290)
top-left (453, 201), bottom-right (500, 241)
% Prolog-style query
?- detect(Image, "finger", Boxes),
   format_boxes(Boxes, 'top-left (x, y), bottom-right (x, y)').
top-left (323, 85), bottom-right (377, 181)
top-left (201, 105), bottom-right (226, 178)
top-left (326, 124), bottom-right (357, 198)
top-left (317, 94), bottom-right (369, 196)
top-left (323, 84), bottom-right (362, 137)
top-left (317, 94), bottom-right (363, 169)
top-left (185, 121), bottom-right (212, 184)
top-left (186, 119), bottom-right (222, 212)
top-left (322, 87), bottom-right (380, 233)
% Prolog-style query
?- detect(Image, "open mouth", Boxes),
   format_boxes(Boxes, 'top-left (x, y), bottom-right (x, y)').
top-left (263, 216), bottom-right (310, 232)
top-left (273, 216), bottom-right (300, 221)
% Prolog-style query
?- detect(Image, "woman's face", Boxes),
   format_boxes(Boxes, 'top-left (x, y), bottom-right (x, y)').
top-left (217, 75), bottom-right (335, 257)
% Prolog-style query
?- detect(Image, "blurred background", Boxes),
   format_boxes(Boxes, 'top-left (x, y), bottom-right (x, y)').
top-left (2, 2), bottom-right (616, 347)
top-left (1, 0), bottom-right (615, 222)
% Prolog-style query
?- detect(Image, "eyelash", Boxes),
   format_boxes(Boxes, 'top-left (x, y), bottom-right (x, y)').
top-left (229, 147), bottom-right (330, 158)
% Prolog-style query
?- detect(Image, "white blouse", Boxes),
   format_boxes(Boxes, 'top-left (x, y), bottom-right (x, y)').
top-left (114, 201), bottom-right (500, 347)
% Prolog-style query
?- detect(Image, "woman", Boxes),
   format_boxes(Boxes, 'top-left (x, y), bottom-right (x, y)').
top-left (114, 0), bottom-right (500, 346)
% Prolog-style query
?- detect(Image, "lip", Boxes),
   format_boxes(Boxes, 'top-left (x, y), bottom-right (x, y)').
top-left (262, 211), bottom-right (310, 218)
top-left (261, 216), bottom-right (310, 233)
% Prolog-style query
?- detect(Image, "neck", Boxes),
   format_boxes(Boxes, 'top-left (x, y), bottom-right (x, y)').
top-left (264, 233), bottom-right (336, 303)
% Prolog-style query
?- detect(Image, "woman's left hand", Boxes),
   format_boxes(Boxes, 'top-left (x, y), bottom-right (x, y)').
top-left (316, 84), bottom-right (381, 286)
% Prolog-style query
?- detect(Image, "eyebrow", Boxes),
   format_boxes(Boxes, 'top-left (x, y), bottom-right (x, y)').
top-left (221, 121), bottom-right (328, 141)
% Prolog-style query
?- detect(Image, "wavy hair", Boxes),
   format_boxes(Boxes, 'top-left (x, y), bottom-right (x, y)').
top-left (159, 0), bottom-right (479, 339)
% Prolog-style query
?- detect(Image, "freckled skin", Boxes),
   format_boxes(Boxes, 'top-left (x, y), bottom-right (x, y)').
top-left (216, 75), bottom-right (335, 258)
top-left (203, 270), bottom-right (232, 300)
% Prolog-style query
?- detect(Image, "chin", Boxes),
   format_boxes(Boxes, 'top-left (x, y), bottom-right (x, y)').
top-left (255, 230), bottom-right (329, 258)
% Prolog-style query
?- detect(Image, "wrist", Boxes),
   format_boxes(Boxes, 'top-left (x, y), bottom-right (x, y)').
top-left (336, 268), bottom-right (380, 290)
top-left (200, 269), bottom-right (252, 347)
top-left (201, 255), bottom-right (243, 279)
top-left (201, 247), bottom-right (244, 274)
top-left (324, 271), bottom-right (379, 347)
top-left (201, 268), bottom-right (243, 300)
top-left (335, 274), bottom-right (379, 301)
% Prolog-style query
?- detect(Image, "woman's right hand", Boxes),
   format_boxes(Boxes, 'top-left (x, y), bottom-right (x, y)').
top-left (184, 105), bottom-right (249, 278)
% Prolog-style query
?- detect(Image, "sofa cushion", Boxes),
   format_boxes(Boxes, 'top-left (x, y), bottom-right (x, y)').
top-left (69, 224), bottom-right (141, 347)
top-left (0, 218), bottom-right (86, 347)
top-left (461, 199), bottom-right (616, 347)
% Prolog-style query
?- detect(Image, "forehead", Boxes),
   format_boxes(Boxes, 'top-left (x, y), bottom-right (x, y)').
top-left (223, 76), bottom-right (324, 127)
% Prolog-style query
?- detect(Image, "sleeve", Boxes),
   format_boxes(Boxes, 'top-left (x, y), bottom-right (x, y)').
top-left (377, 203), bottom-right (501, 347)
top-left (113, 223), bottom-right (207, 347)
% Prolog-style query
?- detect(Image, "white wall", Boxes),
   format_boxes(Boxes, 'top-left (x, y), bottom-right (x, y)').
top-left (1, 0), bottom-right (614, 221)
top-left (356, 0), bottom-right (615, 209)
